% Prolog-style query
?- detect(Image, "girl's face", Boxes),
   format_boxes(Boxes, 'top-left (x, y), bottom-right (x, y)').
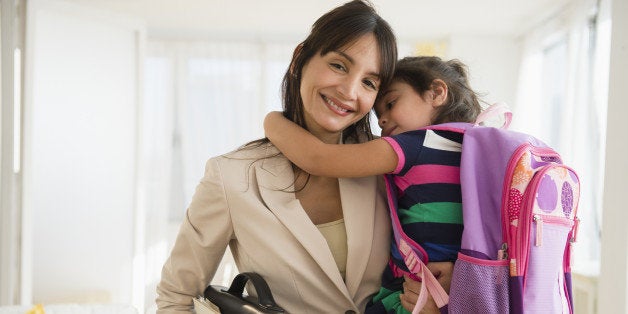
top-left (299, 33), bottom-right (382, 143)
top-left (374, 81), bottom-right (438, 136)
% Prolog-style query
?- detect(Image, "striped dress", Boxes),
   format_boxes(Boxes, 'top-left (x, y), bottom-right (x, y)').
top-left (367, 129), bottom-right (464, 314)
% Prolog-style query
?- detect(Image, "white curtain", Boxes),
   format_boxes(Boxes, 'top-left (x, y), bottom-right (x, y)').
top-left (512, 0), bottom-right (609, 274)
top-left (141, 39), bottom-right (296, 313)
top-left (148, 40), bottom-right (293, 219)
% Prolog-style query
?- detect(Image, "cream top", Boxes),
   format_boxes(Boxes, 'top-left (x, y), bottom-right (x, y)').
top-left (316, 218), bottom-right (348, 280)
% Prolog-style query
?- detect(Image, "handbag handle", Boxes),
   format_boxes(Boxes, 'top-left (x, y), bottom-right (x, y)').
top-left (217, 272), bottom-right (285, 312)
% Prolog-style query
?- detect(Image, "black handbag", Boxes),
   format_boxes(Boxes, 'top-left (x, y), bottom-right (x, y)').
top-left (201, 272), bottom-right (285, 314)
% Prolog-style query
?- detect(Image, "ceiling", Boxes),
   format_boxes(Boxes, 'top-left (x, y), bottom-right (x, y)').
top-left (66, 0), bottom-right (574, 41)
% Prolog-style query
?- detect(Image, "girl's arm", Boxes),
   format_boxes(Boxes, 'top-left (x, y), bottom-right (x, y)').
top-left (264, 111), bottom-right (397, 177)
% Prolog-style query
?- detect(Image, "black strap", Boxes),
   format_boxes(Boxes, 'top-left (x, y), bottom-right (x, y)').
top-left (205, 272), bottom-right (284, 312)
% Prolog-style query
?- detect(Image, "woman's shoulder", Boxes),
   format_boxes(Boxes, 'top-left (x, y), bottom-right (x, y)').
top-left (208, 140), bottom-right (282, 168)
top-left (201, 141), bottom-right (283, 181)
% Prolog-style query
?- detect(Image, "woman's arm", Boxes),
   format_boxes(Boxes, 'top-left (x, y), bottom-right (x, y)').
top-left (264, 111), bottom-right (397, 177)
top-left (156, 158), bottom-right (233, 313)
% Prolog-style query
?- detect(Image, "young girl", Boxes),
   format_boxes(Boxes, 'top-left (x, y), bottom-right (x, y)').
top-left (263, 56), bottom-right (483, 313)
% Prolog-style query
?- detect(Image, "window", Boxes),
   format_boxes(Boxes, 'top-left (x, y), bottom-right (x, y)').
top-left (141, 40), bottom-right (294, 311)
top-left (513, 1), bottom-right (608, 275)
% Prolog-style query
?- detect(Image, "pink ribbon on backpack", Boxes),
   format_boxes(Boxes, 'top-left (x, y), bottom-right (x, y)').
top-left (398, 239), bottom-right (449, 313)
top-left (474, 102), bottom-right (512, 129)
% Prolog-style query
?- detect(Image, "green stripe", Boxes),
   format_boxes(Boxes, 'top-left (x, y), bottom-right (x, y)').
top-left (380, 290), bottom-right (405, 313)
top-left (399, 202), bottom-right (462, 224)
top-left (372, 286), bottom-right (410, 313)
top-left (371, 286), bottom-right (394, 303)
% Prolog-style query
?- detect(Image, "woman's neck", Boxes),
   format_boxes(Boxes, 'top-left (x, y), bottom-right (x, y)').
top-left (302, 113), bottom-right (343, 144)
top-left (314, 131), bottom-right (341, 144)
top-left (306, 123), bottom-right (342, 144)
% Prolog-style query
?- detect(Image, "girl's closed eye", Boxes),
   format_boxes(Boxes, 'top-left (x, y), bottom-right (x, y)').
top-left (378, 98), bottom-right (395, 113)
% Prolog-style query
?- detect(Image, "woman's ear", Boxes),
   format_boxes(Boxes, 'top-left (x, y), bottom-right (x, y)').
top-left (430, 79), bottom-right (448, 107)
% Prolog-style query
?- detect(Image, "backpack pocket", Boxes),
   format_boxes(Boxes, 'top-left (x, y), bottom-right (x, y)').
top-left (523, 219), bottom-right (573, 313)
top-left (449, 253), bottom-right (510, 314)
top-left (513, 163), bottom-right (579, 314)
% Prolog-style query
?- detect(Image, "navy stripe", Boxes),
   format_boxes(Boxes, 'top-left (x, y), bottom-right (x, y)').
top-left (390, 131), bottom-right (426, 174)
top-left (432, 129), bottom-right (464, 143)
top-left (403, 222), bottom-right (463, 244)
top-left (414, 146), bottom-right (461, 166)
top-left (391, 130), bottom-right (462, 173)
top-left (421, 243), bottom-right (461, 262)
top-left (379, 266), bottom-right (404, 290)
top-left (399, 183), bottom-right (462, 205)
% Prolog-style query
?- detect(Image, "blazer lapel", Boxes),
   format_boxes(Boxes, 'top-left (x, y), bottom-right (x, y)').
top-left (340, 176), bottom-right (378, 299)
top-left (254, 148), bottom-right (352, 300)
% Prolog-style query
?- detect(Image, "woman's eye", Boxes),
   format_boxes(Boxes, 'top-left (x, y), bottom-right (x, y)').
top-left (330, 63), bottom-right (346, 71)
top-left (386, 101), bottom-right (395, 109)
top-left (363, 79), bottom-right (378, 91)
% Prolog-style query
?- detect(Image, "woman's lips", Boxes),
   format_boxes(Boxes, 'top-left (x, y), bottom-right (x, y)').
top-left (323, 95), bottom-right (353, 116)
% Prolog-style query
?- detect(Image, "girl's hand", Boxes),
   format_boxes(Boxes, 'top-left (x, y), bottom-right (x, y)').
top-left (263, 111), bottom-right (285, 138)
top-left (427, 261), bottom-right (454, 293)
top-left (400, 262), bottom-right (454, 313)
top-left (400, 275), bottom-right (439, 314)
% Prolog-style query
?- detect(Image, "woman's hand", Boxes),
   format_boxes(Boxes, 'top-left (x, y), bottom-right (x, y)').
top-left (400, 262), bottom-right (454, 313)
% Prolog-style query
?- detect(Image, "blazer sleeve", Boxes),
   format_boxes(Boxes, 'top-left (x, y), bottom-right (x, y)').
top-left (156, 158), bottom-right (234, 313)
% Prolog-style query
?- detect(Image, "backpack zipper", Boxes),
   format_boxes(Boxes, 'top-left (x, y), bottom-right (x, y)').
top-left (533, 214), bottom-right (575, 247)
top-left (501, 144), bottom-right (561, 265)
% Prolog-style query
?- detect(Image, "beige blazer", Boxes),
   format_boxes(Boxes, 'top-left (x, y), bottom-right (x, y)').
top-left (156, 142), bottom-right (391, 314)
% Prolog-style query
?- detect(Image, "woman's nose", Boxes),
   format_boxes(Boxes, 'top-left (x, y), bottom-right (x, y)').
top-left (338, 77), bottom-right (359, 100)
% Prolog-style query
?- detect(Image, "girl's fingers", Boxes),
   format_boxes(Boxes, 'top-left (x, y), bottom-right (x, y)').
top-left (401, 274), bottom-right (441, 313)
top-left (403, 274), bottom-right (422, 295)
top-left (399, 293), bottom-right (415, 312)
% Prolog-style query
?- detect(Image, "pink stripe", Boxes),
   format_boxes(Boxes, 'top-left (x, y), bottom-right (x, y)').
top-left (395, 165), bottom-right (460, 193)
top-left (458, 252), bottom-right (509, 266)
top-left (382, 137), bottom-right (405, 174)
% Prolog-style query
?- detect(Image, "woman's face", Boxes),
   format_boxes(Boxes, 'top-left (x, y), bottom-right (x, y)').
top-left (299, 33), bottom-right (382, 143)
top-left (374, 81), bottom-right (436, 136)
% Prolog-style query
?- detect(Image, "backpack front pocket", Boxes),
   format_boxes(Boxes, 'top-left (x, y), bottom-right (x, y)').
top-left (514, 163), bottom-right (579, 314)
top-left (523, 220), bottom-right (573, 313)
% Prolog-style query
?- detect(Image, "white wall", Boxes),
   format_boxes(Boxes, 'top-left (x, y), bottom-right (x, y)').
top-left (598, 0), bottom-right (628, 311)
top-left (447, 35), bottom-right (521, 107)
top-left (23, 0), bottom-right (142, 305)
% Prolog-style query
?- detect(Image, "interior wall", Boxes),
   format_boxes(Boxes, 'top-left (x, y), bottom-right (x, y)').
top-left (0, 0), bottom-right (23, 305)
top-left (598, 0), bottom-right (628, 311)
top-left (23, 0), bottom-right (142, 305)
top-left (447, 35), bottom-right (521, 107)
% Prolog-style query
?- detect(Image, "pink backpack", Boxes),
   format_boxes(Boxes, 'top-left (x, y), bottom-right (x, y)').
top-left (387, 108), bottom-right (581, 313)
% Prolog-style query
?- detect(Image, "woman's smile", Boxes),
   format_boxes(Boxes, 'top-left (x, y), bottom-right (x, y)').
top-left (322, 94), bottom-right (354, 116)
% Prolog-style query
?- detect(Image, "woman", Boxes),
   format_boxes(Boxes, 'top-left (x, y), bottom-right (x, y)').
top-left (156, 1), bottom-right (398, 312)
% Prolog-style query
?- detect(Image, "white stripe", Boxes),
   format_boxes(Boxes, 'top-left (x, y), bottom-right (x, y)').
top-left (424, 130), bottom-right (462, 152)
